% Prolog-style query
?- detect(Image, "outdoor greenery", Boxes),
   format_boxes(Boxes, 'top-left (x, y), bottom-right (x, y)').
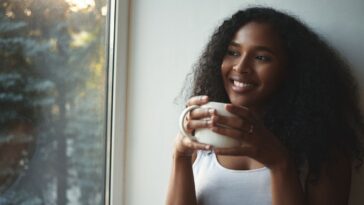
top-left (0, 0), bottom-right (107, 204)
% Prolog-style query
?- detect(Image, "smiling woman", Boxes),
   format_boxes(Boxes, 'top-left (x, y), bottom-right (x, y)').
top-left (166, 7), bottom-right (363, 205)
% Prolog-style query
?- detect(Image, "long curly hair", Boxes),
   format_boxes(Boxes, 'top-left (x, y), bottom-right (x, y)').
top-left (183, 7), bottom-right (364, 181)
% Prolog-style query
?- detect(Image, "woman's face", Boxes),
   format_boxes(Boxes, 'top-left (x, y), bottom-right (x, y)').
top-left (221, 21), bottom-right (287, 112)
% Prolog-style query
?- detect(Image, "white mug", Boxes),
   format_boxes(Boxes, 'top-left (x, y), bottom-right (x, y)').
top-left (179, 101), bottom-right (240, 148)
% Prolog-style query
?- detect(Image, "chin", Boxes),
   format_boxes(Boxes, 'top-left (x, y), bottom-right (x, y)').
top-left (229, 96), bottom-right (253, 107)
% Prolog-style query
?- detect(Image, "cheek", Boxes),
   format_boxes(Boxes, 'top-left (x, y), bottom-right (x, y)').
top-left (220, 64), bottom-right (230, 78)
top-left (260, 68), bottom-right (286, 90)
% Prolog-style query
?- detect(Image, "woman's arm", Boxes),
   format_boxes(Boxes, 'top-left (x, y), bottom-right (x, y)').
top-left (166, 130), bottom-right (210, 205)
top-left (270, 157), bottom-right (306, 205)
top-left (166, 95), bottom-right (212, 205)
top-left (166, 150), bottom-right (197, 205)
top-left (269, 151), bottom-right (351, 205)
top-left (305, 152), bottom-right (352, 205)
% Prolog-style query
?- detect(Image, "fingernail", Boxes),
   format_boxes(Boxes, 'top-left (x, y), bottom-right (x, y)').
top-left (208, 108), bottom-right (215, 114)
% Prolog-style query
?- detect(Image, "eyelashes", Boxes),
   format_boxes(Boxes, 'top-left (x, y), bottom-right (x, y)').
top-left (226, 50), bottom-right (239, 57)
top-left (226, 49), bottom-right (272, 62)
top-left (255, 55), bottom-right (272, 62)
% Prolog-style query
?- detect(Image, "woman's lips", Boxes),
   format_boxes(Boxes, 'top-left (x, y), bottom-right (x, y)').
top-left (230, 80), bottom-right (257, 93)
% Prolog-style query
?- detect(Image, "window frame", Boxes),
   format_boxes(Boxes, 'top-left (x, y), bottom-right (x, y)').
top-left (105, 0), bottom-right (129, 204)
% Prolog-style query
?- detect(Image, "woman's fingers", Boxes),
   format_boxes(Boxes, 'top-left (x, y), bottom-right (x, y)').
top-left (225, 104), bottom-right (259, 125)
top-left (186, 95), bottom-right (209, 107)
top-left (181, 135), bottom-right (212, 150)
top-left (189, 107), bottom-right (216, 119)
top-left (184, 108), bottom-right (215, 132)
top-left (175, 133), bottom-right (212, 156)
top-left (183, 96), bottom-right (215, 132)
top-left (185, 118), bottom-right (213, 131)
top-left (211, 115), bottom-right (251, 131)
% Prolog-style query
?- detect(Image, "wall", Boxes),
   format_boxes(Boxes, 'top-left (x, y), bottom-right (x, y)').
top-left (125, 0), bottom-right (364, 204)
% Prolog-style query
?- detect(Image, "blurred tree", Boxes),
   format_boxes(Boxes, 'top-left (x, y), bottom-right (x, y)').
top-left (0, 3), bottom-right (54, 201)
top-left (0, 0), bottom-right (107, 204)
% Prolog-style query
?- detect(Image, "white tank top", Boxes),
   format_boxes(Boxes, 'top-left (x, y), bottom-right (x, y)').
top-left (192, 150), bottom-right (272, 205)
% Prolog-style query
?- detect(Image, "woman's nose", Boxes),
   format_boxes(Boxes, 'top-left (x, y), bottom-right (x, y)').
top-left (232, 55), bottom-right (252, 73)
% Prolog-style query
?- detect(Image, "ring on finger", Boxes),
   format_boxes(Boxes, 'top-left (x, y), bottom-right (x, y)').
top-left (205, 118), bottom-right (209, 126)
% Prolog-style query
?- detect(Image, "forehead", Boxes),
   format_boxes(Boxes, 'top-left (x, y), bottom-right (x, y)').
top-left (232, 22), bottom-right (283, 50)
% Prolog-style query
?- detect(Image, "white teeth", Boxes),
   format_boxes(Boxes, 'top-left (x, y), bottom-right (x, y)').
top-left (233, 80), bottom-right (255, 88)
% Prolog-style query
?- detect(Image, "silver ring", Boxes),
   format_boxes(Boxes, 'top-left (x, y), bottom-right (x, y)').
top-left (205, 118), bottom-right (209, 126)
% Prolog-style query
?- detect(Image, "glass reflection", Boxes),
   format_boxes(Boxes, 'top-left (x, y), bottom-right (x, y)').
top-left (0, 0), bottom-right (108, 204)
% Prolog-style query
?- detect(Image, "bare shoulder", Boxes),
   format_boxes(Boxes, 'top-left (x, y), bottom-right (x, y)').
top-left (306, 151), bottom-right (352, 205)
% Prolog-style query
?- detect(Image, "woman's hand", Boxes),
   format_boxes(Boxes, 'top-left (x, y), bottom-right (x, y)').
top-left (210, 104), bottom-right (291, 169)
top-left (174, 95), bottom-right (214, 158)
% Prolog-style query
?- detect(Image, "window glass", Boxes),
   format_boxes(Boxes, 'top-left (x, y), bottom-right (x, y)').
top-left (0, 0), bottom-right (108, 204)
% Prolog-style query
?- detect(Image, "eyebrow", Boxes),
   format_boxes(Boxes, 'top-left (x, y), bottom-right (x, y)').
top-left (229, 41), bottom-right (275, 54)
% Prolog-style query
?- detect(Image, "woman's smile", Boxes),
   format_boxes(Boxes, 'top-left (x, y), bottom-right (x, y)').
top-left (221, 22), bottom-right (287, 109)
top-left (230, 78), bottom-right (257, 93)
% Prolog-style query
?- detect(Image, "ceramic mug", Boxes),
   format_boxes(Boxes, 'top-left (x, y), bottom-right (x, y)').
top-left (179, 101), bottom-right (240, 148)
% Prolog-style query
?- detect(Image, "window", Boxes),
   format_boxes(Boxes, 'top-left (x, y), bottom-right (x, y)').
top-left (0, 0), bottom-right (126, 204)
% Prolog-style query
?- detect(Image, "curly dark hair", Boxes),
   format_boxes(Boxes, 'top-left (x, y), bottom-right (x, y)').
top-left (183, 7), bottom-right (364, 182)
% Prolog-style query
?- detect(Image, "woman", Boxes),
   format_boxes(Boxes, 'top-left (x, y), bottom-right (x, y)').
top-left (166, 7), bottom-right (363, 205)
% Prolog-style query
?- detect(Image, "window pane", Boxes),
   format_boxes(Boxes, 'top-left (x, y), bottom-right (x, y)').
top-left (0, 0), bottom-right (108, 204)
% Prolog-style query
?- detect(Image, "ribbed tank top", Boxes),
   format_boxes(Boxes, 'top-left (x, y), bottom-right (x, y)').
top-left (192, 150), bottom-right (272, 205)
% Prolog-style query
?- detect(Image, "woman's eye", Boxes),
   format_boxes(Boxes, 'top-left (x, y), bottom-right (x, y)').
top-left (255, 55), bottom-right (271, 61)
top-left (227, 50), bottom-right (239, 57)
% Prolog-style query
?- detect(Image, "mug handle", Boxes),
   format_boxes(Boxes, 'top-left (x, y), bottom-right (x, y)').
top-left (179, 105), bottom-right (199, 140)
